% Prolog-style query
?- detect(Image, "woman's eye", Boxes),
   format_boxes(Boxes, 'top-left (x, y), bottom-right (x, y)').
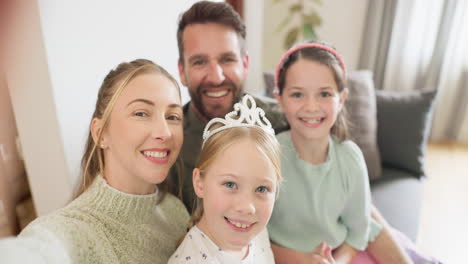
top-left (134, 111), bottom-right (148, 117)
top-left (320, 91), bottom-right (331, 97)
top-left (223, 182), bottom-right (237, 189)
top-left (167, 114), bottom-right (181, 121)
top-left (256, 186), bottom-right (269, 193)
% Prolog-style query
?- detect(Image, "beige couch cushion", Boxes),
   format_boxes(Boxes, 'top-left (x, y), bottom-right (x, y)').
top-left (346, 70), bottom-right (382, 180)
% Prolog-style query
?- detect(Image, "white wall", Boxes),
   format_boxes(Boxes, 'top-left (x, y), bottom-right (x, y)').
top-left (6, 0), bottom-right (208, 216)
top-left (244, 1), bottom-right (265, 95)
top-left (262, 0), bottom-right (369, 72)
top-left (37, 0), bottom-right (201, 189)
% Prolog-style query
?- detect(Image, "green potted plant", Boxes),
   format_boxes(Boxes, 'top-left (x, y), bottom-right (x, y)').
top-left (274, 0), bottom-right (323, 49)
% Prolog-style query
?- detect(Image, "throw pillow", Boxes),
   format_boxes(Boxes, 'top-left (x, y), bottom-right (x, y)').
top-left (376, 89), bottom-right (437, 177)
top-left (263, 71), bottom-right (275, 98)
top-left (346, 70), bottom-right (382, 180)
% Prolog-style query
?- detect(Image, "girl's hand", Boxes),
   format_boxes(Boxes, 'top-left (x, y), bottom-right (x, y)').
top-left (331, 242), bottom-right (358, 264)
top-left (308, 242), bottom-right (335, 264)
top-left (271, 241), bottom-right (335, 264)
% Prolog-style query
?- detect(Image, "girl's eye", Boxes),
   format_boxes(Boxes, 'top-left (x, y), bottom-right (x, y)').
top-left (256, 186), bottom-right (269, 193)
top-left (134, 111), bottom-right (148, 117)
top-left (320, 91), bottom-right (332, 98)
top-left (223, 182), bottom-right (237, 189)
top-left (290, 92), bottom-right (302, 98)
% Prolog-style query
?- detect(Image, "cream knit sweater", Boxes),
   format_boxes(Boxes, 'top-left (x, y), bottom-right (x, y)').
top-left (0, 176), bottom-right (190, 264)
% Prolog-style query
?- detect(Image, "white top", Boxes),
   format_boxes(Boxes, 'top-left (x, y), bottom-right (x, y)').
top-left (168, 226), bottom-right (274, 264)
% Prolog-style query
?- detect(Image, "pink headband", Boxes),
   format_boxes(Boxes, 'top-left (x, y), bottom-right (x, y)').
top-left (274, 42), bottom-right (347, 93)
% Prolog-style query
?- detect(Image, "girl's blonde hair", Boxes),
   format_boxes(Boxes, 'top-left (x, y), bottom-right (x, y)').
top-left (188, 126), bottom-right (282, 228)
top-left (75, 59), bottom-right (183, 201)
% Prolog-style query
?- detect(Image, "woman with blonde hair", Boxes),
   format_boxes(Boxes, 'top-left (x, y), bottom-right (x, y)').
top-left (0, 59), bottom-right (189, 264)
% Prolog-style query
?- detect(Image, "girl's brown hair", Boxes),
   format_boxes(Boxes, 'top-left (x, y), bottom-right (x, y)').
top-left (75, 59), bottom-right (183, 201)
top-left (276, 41), bottom-right (349, 142)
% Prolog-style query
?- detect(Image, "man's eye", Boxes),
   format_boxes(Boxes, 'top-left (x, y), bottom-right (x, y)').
top-left (222, 57), bottom-right (236, 63)
top-left (193, 60), bottom-right (206, 66)
top-left (223, 182), bottom-right (237, 189)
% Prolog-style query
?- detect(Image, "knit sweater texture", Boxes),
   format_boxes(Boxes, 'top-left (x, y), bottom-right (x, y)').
top-left (0, 176), bottom-right (190, 264)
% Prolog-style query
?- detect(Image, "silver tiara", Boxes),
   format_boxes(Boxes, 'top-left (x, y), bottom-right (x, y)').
top-left (202, 94), bottom-right (275, 146)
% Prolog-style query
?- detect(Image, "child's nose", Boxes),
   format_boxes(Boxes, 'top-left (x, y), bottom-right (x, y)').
top-left (303, 96), bottom-right (320, 112)
top-left (235, 195), bottom-right (256, 215)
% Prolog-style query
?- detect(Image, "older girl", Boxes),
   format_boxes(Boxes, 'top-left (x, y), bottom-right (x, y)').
top-left (269, 42), bottom-right (439, 264)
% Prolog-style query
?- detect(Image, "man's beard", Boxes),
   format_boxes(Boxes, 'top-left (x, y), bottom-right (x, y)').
top-left (190, 80), bottom-right (244, 120)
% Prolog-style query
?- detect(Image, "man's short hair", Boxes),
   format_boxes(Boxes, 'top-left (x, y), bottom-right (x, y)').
top-left (177, 1), bottom-right (246, 64)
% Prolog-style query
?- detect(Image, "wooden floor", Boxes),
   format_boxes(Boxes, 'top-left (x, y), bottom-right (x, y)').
top-left (416, 142), bottom-right (468, 263)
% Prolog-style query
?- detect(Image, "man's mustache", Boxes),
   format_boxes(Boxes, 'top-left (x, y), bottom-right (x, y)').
top-left (199, 81), bottom-right (235, 90)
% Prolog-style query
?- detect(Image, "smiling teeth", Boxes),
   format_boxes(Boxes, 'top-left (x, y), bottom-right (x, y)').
top-left (143, 151), bottom-right (167, 158)
top-left (205, 90), bottom-right (228, 98)
top-left (303, 118), bottom-right (321, 124)
top-left (228, 219), bottom-right (251, 229)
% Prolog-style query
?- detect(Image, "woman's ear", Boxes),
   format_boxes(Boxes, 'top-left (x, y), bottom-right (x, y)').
top-left (91, 118), bottom-right (106, 148)
top-left (193, 168), bottom-right (204, 198)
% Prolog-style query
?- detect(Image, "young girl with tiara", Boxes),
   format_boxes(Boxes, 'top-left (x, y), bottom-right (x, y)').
top-left (268, 42), bottom-right (440, 264)
top-left (169, 95), bottom-right (292, 263)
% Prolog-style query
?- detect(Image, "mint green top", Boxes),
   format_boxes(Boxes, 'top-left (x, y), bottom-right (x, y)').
top-left (0, 176), bottom-right (190, 264)
top-left (268, 131), bottom-right (381, 252)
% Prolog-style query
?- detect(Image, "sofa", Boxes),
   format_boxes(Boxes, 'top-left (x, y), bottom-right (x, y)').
top-left (263, 70), bottom-right (437, 241)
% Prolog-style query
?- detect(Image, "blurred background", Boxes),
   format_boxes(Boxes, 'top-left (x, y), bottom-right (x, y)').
top-left (1, 0), bottom-right (467, 262)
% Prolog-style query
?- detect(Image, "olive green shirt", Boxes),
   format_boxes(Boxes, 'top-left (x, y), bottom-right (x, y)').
top-left (174, 94), bottom-right (289, 213)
